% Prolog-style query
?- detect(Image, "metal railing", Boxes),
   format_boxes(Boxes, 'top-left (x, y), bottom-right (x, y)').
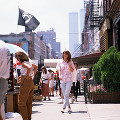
top-left (84, 79), bottom-right (98, 104)
top-left (84, 79), bottom-right (120, 104)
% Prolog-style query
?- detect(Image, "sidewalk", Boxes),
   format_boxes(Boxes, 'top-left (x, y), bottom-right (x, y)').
top-left (6, 95), bottom-right (90, 120)
top-left (87, 104), bottom-right (120, 120)
top-left (6, 95), bottom-right (120, 120)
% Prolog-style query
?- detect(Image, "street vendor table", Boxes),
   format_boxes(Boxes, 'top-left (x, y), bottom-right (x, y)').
top-left (6, 89), bottom-right (19, 112)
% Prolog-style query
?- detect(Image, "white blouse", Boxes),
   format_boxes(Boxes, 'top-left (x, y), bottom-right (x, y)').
top-left (20, 61), bottom-right (33, 76)
top-left (49, 73), bottom-right (54, 80)
top-left (41, 73), bottom-right (50, 84)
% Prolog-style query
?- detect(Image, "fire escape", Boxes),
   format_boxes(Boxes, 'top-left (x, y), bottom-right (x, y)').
top-left (84, 0), bottom-right (104, 53)
top-left (89, 0), bottom-right (103, 28)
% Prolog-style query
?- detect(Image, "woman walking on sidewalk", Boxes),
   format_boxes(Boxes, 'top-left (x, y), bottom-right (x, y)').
top-left (56, 50), bottom-right (75, 113)
top-left (72, 63), bottom-right (82, 102)
top-left (40, 66), bottom-right (51, 101)
top-left (15, 52), bottom-right (38, 120)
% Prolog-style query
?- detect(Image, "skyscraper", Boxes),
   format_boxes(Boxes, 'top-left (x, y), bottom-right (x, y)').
top-left (69, 12), bottom-right (79, 57)
top-left (80, 9), bottom-right (85, 44)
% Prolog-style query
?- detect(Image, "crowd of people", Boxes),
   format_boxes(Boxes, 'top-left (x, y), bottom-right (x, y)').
top-left (0, 40), bottom-right (83, 120)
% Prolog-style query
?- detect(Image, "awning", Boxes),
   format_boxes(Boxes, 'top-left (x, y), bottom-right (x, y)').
top-left (44, 59), bottom-right (62, 67)
top-left (6, 43), bottom-right (28, 66)
top-left (78, 68), bottom-right (89, 71)
top-left (72, 52), bottom-right (104, 66)
top-left (6, 43), bottom-right (34, 67)
top-left (6, 43), bottom-right (28, 57)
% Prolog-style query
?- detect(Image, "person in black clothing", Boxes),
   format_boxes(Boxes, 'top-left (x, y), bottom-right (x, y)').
top-left (72, 63), bottom-right (82, 102)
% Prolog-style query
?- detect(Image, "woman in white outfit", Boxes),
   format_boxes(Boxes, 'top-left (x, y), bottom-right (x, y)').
top-left (40, 66), bottom-right (51, 101)
top-left (48, 69), bottom-right (54, 96)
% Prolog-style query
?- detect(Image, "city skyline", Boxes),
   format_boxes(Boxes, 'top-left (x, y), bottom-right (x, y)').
top-left (0, 0), bottom-right (84, 52)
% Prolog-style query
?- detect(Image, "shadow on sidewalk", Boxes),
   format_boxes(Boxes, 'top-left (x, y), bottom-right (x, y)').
top-left (32, 111), bottom-right (41, 114)
top-left (71, 101), bottom-right (85, 104)
top-left (71, 111), bottom-right (88, 113)
top-left (63, 111), bottom-right (88, 114)
top-left (42, 100), bottom-right (55, 103)
top-left (32, 103), bottom-right (43, 106)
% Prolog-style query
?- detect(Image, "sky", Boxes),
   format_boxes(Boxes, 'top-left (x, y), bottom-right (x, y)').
top-left (0, 0), bottom-right (84, 52)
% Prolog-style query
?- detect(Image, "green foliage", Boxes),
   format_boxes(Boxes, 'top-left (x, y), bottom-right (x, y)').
top-left (115, 52), bottom-right (120, 83)
top-left (93, 46), bottom-right (120, 92)
top-left (92, 63), bottom-right (101, 84)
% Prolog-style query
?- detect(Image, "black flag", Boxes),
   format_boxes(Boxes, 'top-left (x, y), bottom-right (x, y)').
top-left (18, 8), bottom-right (40, 31)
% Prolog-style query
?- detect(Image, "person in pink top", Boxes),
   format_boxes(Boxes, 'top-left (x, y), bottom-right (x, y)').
top-left (56, 50), bottom-right (75, 113)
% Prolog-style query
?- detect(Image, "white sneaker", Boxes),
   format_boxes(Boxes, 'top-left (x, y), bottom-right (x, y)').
top-left (61, 108), bottom-right (65, 113)
top-left (57, 101), bottom-right (63, 104)
top-left (68, 107), bottom-right (72, 113)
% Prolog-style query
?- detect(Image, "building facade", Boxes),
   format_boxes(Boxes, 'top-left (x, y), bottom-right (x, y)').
top-left (37, 29), bottom-right (61, 59)
top-left (81, 0), bottom-right (103, 55)
top-left (0, 32), bottom-right (49, 65)
top-left (99, 0), bottom-right (120, 52)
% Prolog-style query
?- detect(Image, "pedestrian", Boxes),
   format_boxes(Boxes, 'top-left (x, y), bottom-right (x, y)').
top-left (15, 51), bottom-right (38, 120)
top-left (56, 70), bottom-right (61, 96)
top-left (54, 72), bottom-right (58, 96)
top-left (48, 69), bottom-right (54, 97)
top-left (70, 66), bottom-right (76, 103)
top-left (72, 63), bottom-right (82, 102)
top-left (56, 50), bottom-right (75, 113)
top-left (0, 40), bottom-right (10, 120)
top-left (40, 66), bottom-right (51, 101)
top-left (75, 63), bottom-right (82, 95)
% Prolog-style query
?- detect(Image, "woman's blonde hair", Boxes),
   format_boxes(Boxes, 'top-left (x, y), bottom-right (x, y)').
top-left (62, 50), bottom-right (71, 63)
top-left (15, 51), bottom-right (29, 63)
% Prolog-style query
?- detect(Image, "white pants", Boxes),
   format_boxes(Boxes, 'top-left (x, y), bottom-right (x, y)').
top-left (61, 81), bottom-right (72, 108)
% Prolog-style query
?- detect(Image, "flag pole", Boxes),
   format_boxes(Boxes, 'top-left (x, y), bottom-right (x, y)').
top-left (15, 6), bottom-right (20, 43)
